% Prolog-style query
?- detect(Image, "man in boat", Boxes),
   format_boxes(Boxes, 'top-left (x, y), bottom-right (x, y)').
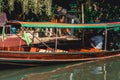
top-left (56, 6), bottom-right (80, 36)
top-left (90, 31), bottom-right (104, 50)
top-left (56, 6), bottom-right (69, 36)
top-left (56, 6), bottom-right (80, 24)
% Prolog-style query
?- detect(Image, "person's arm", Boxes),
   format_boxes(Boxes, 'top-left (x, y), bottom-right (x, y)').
top-left (91, 42), bottom-right (96, 49)
top-left (60, 16), bottom-right (65, 23)
top-left (90, 39), bottom-right (96, 49)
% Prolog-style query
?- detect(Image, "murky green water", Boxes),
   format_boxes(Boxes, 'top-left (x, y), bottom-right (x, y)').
top-left (0, 57), bottom-right (120, 80)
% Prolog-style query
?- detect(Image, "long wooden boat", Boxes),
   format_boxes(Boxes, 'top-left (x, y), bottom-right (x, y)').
top-left (0, 21), bottom-right (119, 64)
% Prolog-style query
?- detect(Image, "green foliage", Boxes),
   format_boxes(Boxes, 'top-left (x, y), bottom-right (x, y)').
top-left (0, 0), bottom-right (4, 12)
top-left (84, 7), bottom-right (98, 23)
top-left (83, 1), bottom-right (120, 23)
top-left (0, 0), bottom-right (119, 22)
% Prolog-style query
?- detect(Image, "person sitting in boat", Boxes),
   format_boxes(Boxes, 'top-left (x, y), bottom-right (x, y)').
top-left (90, 31), bottom-right (104, 50)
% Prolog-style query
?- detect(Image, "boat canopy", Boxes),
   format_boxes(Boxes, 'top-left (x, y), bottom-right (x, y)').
top-left (8, 21), bottom-right (120, 29)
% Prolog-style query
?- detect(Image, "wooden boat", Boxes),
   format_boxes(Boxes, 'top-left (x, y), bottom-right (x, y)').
top-left (0, 21), bottom-right (119, 64)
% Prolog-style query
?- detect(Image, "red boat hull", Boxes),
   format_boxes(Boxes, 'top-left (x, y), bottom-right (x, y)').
top-left (0, 50), bottom-right (119, 64)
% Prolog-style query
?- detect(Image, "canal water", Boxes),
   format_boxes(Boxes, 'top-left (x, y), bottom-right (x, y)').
top-left (0, 57), bottom-right (120, 80)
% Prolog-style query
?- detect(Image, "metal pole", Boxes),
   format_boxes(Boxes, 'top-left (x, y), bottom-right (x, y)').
top-left (55, 28), bottom-right (58, 52)
top-left (104, 29), bottom-right (107, 50)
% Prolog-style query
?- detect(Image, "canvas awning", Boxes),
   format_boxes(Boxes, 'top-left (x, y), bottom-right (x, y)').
top-left (7, 21), bottom-right (120, 29)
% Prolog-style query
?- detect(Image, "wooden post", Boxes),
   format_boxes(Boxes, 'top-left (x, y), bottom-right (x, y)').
top-left (81, 3), bottom-right (85, 24)
top-left (88, 0), bottom-right (91, 7)
top-left (81, 3), bottom-right (85, 47)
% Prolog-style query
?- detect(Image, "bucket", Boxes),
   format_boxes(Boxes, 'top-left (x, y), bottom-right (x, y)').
top-left (11, 26), bottom-right (16, 34)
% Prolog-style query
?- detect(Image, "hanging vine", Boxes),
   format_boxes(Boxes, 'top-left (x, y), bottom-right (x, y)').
top-left (18, 0), bottom-right (52, 15)
top-left (0, 0), bottom-right (5, 13)
top-left (0, 0), bottom-right (52, 16)
top-left (44, 0), bottom-right (52, 15)
top-left (8, 0), bottom-right (14, 12)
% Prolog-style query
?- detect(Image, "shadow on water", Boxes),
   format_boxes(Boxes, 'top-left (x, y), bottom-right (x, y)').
top-left (0, 59), bottom-right (90, 69)
top-left (0, 64), bottom-right (33, 70)
top-left (0, 60), bottom-right (86, 68)
top-left (21, 56), bottom-right (120, 80)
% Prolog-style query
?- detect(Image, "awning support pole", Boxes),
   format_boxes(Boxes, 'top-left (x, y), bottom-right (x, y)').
top-left (104, 29), bottom-right (107, 50)
top-left (55, 28), bottom-right (58, 52)
top-left (81, 3), bottom-right (85, 47)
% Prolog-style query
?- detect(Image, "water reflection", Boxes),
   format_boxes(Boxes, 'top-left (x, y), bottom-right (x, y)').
top-left (91, 66), bottom-right (103, 74)
top-left (0, 62), bottom-right (77, 80)
top-left (22, 57), bottom-right (120, 80)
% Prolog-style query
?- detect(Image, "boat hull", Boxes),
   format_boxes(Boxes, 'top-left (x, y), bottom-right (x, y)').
top-left (0, 50), bottom-right (120, 64)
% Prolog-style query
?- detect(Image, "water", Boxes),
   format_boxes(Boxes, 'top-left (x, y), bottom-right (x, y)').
top-left (0, 62), bottom-right (76, 80)
top-left (0, 57), bottom-right (120, 80)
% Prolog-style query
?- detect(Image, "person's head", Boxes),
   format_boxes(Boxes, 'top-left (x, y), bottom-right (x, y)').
top-left (57, 6), bottom-right (62, 12)
top-left (61, 8), bottom-right (67, 15)
top-left (57, 6), bottom-right (67, 15)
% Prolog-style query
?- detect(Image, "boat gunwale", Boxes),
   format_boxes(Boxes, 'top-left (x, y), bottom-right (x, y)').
top-left (0, 53), bottom-right (119, 62)
top-left (0, 50), bottom-right (119, 54)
